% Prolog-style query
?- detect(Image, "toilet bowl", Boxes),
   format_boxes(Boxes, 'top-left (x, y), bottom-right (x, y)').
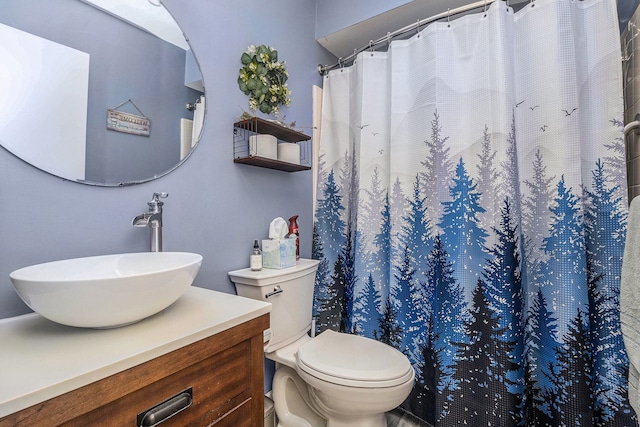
top-left (229, 260), bottom-right (415, 427)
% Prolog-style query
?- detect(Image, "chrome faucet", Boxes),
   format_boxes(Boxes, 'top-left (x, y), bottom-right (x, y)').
top-left (132, 192), bottom-right (168, 252)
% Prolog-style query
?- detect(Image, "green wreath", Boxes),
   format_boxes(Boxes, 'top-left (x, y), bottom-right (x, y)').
top-left (238, 45), bottom-right (292, 116)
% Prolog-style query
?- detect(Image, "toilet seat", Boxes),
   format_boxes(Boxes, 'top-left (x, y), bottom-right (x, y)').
top-left (296, 330), bottom-right (414, 388)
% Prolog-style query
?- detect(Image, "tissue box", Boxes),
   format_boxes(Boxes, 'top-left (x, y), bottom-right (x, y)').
top-left (262, 238), bottom-right (296, 269)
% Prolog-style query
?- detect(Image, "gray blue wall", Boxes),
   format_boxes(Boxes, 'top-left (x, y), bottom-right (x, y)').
top-left (0, 0), bottom-right (334, 319)
top-left (314, 0), bottom-right (410, 39)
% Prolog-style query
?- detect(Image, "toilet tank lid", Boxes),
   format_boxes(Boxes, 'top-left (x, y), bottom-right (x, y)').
top-left (228, 259), bottom-right (320, 286)
top-left (296, 330), bottom-right (413, 384)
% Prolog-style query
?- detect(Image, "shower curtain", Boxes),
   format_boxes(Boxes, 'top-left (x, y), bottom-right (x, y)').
top-left (312, 0), bottom-right (638, 425)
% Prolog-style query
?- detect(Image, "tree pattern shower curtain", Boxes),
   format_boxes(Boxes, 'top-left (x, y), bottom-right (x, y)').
top-left (312, 0), bottom-right (638, 425)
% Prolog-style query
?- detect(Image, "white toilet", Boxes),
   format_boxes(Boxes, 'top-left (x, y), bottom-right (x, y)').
top-left (229, 259), bottom-right (415, 427)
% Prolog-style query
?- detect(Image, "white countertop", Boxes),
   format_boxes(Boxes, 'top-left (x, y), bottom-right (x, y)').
top-left (0, 286), bottom-right (271, 418)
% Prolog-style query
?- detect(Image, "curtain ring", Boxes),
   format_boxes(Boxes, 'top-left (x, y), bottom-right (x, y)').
top-left (338, 57), bottom-right (344, 71)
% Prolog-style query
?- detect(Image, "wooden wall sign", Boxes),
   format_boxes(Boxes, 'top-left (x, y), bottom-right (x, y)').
top-left (107, 109), bottom-right (150, 136)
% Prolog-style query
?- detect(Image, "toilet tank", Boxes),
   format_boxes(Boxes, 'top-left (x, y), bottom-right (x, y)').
top-left (229, 259), bottom-right (320, 353)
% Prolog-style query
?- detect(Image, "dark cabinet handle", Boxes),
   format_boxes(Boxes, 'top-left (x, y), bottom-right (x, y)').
top-left (137, 388), bottom-right (193, 427)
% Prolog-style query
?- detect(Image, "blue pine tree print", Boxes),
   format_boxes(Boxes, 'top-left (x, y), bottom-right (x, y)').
top-left (421, 110), bottom-right (454, 233)
top-left (540, 176), bottom-right (587, 322)
top-left (390, 177), bottom-right (409, 270)
top-left (373, 193), bottom-right (392, 300)
top-left (500, 112), bottom-right (522, 223)
top-left (476, 124), bottom-right (500, 234)
top-left (339, 146), bottom-right (359, 231)
top-left (340, 221), bottom-right (358, 333)
top-left (526, 289), bottom-right (560, 423)
top-left (393, 245), bottom-right (419, 359)
top-left (376, 285), bottom-right (403, 350)
top-left (449, 278), bottom-right (520, 426)
top-left (439, 157), bottom-right (488, 292)
top-left (362, 167), bottom-right (386, 223)
top-left (362, 167), bottom-right (386, 257)
top-left (482, 197), bottom-right (525, 416)
top-left (320, 253), bottom-right (344, 333)
top-left (522, 149), bottom-right (556, 283)
top-left (428, 235), bottom-right (467, 388)
top-left (312, 224), bottom-right (332, 331)
top-left (404, 312), bottom-right (443, 425)
top-left (585, 160), bottom-right (633, 422)
top-left (351, 273), bottom-right (382, 339)
top-left (547, 309), bottom-right (594, 426)
top-left (315, 170), bottom-right (345, 267)
top-left (401, 174), bottom-right (433, 280)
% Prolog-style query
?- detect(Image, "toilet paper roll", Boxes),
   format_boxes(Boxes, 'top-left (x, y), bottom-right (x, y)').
top-left (277, 143), bottom-right (300, 165)
top-left (249, 134), bottom-right (277, 159)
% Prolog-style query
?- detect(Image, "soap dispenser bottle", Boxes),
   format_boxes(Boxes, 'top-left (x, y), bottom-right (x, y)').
top-left (288, 215), bottom-right (299, 260)
top-left (250, 240), bottom-right (262, 271)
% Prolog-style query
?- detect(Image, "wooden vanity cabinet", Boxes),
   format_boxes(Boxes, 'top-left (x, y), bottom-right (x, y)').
top-left (1, 313), bottom-right (269, 427)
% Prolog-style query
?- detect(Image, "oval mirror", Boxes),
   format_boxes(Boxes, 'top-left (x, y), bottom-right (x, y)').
top-left (0, 0), bottom-right (205, 186)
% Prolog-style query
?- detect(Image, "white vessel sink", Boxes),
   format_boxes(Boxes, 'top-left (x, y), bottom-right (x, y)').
top-left (10, 252), bottom-right (203, 328)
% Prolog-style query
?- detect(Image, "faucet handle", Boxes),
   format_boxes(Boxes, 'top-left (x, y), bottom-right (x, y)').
top-left (152, 192), bottom-right (169, 202)
top-left (148, 192), bottom-right (168, 211)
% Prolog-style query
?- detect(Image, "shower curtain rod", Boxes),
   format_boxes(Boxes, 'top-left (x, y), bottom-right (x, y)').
top-left (318, 0), bottom-right (500, 75)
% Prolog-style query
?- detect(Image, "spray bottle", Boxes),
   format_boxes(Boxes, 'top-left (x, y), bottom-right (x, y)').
top-left (288, 215), bottom-right (299, 260)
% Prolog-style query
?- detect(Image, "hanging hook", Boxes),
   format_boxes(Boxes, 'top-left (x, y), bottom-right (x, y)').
top-left (369, 40), bottom-right (374, 56)
top-left (416, 19), bottom-right (421, 37)
top-left (447, 8), bottom-right (451, 27)
top-left (387, 32), bottom-right (392, 47)
top-left (484, 0), bottom-right (488, 16)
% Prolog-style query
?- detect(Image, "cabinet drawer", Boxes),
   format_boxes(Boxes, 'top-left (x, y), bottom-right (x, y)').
top-left (212, 398), bottom-right (253, 427)
top-left (62, 341), bottom-right (251, 426)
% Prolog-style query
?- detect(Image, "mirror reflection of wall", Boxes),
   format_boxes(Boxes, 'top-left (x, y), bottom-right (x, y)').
top-left (0, 23), bottom-right (90, 180)
top-left (0, 0), bottom-right (205, 186)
